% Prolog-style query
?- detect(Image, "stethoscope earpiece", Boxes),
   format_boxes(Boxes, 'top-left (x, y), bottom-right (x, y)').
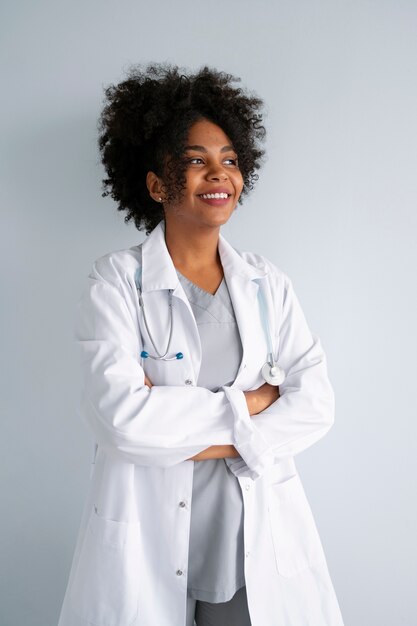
top-left (141, 350), bottom-right (183, 361)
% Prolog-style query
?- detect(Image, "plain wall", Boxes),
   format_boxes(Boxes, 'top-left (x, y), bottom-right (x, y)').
top-left (1, 1), bottom-right (416, 624)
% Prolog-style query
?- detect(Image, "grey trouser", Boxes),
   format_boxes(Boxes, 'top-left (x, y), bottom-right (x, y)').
top-left (185, 585), bottom-right (252, 626)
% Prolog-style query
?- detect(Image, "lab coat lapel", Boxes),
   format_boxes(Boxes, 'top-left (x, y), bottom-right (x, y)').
top-left (217, 235), bottom-right (270, 388)
top-left (139, 221), bottom-right (202, 380)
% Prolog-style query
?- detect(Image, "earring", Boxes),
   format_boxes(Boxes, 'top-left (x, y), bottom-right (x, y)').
top-left (158, 197), bottom-right (163, 202)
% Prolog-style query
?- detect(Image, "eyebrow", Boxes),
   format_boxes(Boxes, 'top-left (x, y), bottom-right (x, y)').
top-left (184, 144), bottom-right (236, 153)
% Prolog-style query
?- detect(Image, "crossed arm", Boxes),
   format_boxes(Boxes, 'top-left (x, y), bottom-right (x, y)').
top-left (143, 375), bottom-right (280, 460)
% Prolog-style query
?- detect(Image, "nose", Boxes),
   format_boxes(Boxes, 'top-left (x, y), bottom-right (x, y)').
top-left (206, 162), bottom-right (228, 181)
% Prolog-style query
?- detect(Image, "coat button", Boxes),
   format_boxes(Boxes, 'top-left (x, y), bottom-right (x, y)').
top-left (245, 551), bottom-right (250, 558)
top-left (176, 569), bottom-right (183, 576)
top-left (179, 501), bottom-right (186, 508)
top-left (185, 379), bottom-right (193, 385)
top-left (245, 484), bottom-right (251, 491)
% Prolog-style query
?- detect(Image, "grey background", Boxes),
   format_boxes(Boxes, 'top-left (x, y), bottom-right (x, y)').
top-left (1, 1), bottom-right (416, 625)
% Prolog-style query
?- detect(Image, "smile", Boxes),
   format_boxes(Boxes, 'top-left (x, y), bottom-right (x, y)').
top-left (198, 193), bottom-right (230, 199)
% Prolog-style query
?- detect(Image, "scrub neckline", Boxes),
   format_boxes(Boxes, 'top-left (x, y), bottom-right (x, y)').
top-left (175, 269), bottom-right (225, 298)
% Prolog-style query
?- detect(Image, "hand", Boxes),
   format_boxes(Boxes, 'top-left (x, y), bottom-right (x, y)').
top-left (144, 375), bottom-right (153, 388)
top-left (244, 382), bottom-right (280, 416)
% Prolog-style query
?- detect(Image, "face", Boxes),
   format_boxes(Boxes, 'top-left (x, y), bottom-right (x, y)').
top-left (150, 118), bottom-right (244, 231)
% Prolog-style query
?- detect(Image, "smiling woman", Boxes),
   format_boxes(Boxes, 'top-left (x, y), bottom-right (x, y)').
top-left (98, 64), bottom-right (265, 235)
top-left (58, 63), bottom-right (345, 626)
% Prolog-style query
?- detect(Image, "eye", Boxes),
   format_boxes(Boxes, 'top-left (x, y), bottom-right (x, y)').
top-left (224, 157), bottom-right (239, 166)
top-left (187, 157), bottom-right (205, 165)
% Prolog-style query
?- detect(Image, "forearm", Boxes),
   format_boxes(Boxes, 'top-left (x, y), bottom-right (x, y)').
top-left (187, 445), bottom-right (241, 461)
top-left (187, 387), bottom-right (280, 461)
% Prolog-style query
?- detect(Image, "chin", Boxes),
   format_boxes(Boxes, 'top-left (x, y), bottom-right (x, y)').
top-left (202, 210), bottom-right (235, 225)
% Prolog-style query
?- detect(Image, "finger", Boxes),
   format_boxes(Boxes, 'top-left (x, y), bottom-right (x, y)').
top-left (144, 375), bottom-right (153, 388)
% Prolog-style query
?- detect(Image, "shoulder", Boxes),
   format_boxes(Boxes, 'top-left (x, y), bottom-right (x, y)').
top-left (236, 248), bottom-right (310, 322)
top-left (88, 244), bottom-right (142, 289)
top-left (236, 248), bottom-right (292, 290)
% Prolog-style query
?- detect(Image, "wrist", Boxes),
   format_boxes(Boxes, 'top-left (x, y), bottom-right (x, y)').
top-left (188, 445), bottom-right (239, 461)
top-left (244, 390), bottom-right (257, 416)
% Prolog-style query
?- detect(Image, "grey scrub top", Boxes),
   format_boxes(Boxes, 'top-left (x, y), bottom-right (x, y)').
top-left (176, 270), bottom-right (246, 604)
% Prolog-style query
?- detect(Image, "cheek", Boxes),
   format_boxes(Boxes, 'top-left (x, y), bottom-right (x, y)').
top-left (235, 174), bottom-right (244, 194)
top-left (184, 169), bottom-right (198, 187)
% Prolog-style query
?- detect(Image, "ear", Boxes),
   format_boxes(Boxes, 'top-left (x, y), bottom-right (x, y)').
top-left (146, 171), bottom-right (166, 203)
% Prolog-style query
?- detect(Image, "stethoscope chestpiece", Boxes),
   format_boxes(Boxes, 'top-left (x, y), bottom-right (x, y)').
top-left (261, 361), bottom-right (285, 386)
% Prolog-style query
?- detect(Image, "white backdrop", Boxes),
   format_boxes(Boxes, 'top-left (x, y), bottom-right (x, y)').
top-left (1, 1), bottom-right (416, 625)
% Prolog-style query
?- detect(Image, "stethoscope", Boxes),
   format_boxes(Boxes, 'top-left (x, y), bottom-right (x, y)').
top-left (135, 267), bottom-right (285, 386)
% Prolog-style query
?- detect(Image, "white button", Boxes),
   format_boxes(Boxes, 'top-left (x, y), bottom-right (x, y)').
top-left (176, 569), bottom-right (183, 576)
top-left (245, 484), bottom-right (250, 491)
top-left (185, 379), bottom-right (193, 385)
top-left (179, 501), bottom-right (186, 508)
top-left (245, 551), bottom-right (250, 558)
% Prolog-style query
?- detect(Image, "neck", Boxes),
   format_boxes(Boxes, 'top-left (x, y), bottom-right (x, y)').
top-left (164, 220), bottom-right (221, 271)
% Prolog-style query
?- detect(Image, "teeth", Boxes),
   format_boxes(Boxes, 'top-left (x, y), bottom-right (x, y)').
top-left (200, 193), bottom-right (229, 199)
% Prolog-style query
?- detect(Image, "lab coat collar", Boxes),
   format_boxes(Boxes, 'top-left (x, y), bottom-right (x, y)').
top-left (140, 219), bottom-right (268, 293)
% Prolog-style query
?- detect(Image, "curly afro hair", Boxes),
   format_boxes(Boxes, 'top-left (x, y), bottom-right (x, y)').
top-left (98, 63), bottom-right (266, 234)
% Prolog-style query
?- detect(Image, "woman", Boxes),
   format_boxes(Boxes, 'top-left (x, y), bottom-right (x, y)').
top-left (58, 64), bottom-right (344, 626)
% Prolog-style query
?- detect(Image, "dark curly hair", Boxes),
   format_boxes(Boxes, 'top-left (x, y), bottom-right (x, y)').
top-left (98, 63), bottom-right (266, 234)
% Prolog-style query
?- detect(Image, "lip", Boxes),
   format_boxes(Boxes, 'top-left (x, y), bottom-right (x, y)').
top-left (197, 194), bottom-right (232, 207)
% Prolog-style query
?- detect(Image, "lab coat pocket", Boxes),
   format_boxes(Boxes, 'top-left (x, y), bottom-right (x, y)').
top-left (267, 473), bottom-right (326, 577)
top-left (69, 508), bottom-right (141, 626)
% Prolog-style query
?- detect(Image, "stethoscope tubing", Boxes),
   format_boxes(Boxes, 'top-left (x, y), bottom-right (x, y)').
top-left (135, 264), bottom-right (285, 384)
top-left (255, 279), bottom-right (275, 368)
top-left (138, 289), bottom-right (181, 360)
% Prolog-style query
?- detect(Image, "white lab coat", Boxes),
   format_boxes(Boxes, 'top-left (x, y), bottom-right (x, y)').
top-left (58, 219), bottom-right (344, 626)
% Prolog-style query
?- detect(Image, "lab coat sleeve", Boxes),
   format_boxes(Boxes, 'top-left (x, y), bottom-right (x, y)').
top-left (223, 272), bottom-right (335, 480)
top-left (74, 263), bottom-right (239, 468)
